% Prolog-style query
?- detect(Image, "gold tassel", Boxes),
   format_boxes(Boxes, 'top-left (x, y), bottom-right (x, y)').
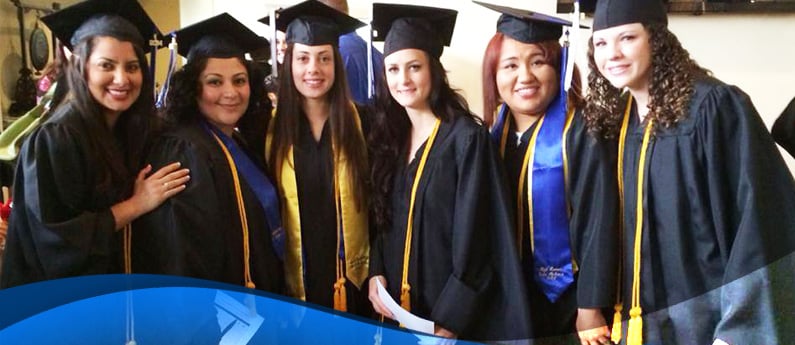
top-left (611, 303), bottom-right (623, 344)
top-left (334, 277), bottom-right (347, 312)
top-left (400, 283), bottom-right (411, 311)
top-left (626, 306), bottom-right (643, 345)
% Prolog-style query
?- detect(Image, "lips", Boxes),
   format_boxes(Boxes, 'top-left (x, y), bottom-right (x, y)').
top-left (606, 64), bottom-right (630, 75)
top-left (107, 88), bottom-right (131, 100)
top-left (303, 79), bottom-right (325, 87)
top-left (515, 86), bottom-right (539, 98)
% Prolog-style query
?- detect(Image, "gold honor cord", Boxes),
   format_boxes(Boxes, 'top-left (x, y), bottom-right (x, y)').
top-left (517, 116), bottom-right (545, 257)
top-left (499, 110), bottom-right (578, 265)
top-left (333, 177), bottom-right (347, 312)
top-left (210, 133), bottom-right (256, 289)
top-left (560, 109), bottom-right (578, 272)
top-left (627, 118), bottom-right (654, 345)
top-left (123, 224), bottom-right (136, 345)
top-left (400, 118), bottom-right (442, 312)
top-left (611, 96), bottom-right (633, 343)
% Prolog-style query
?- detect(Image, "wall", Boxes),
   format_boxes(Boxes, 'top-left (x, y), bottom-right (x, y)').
top-left (0, 0), bottom-right (81, 128)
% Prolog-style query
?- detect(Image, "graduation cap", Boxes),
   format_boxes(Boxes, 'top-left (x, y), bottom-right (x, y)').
top-left (170, 13), bottom-right (267, 62)
top-left (588, 0), bottom-right (668, 31)
top-left (41, 0), bottom-right (163, 51)
top-left (258, 0), bottom-right (364, 46)
top-left (371, 4), bottom-right (457, 59)
top-left (474, 1), bottom-right (588, 44)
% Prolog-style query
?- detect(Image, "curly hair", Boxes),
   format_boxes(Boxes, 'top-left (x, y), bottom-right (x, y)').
top-left (583, 23), bottom-right (710, 139)
top-left (481, 32), bottom-right (584, 127)
top-left (65, 31), bottom-right (156, 195)
top-left (163, 56), bottom-right (267, 133)
top-left (369, 50), bottom-right (479, 230)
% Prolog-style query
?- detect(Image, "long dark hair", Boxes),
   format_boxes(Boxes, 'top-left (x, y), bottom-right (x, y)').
top-left (481, 32), bottom-right (584, 127)
top-left (584, 23), bottom-right (710, 139)
top-left (268, 43), bottom-right (369, 209)
top-left (64, 33), bottom-right (155, 195)
top-left (369, 50), bottom-right (478, 230)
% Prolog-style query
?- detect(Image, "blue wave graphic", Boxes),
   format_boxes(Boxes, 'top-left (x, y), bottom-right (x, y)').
top-left (0, 274), bottom-right (487, 345)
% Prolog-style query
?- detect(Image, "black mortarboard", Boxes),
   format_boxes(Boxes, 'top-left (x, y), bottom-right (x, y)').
top-left (474, 1), bottom-right (588, 44)
top-left (41, 0), bottom-right (162, 51)
top-left (371, 4), bottom-right (457, 59)
top-left (171, 13), bottom-right (267, 62)
top-left (258, 0), bottom-right (364, 46)
top-left (590, 0), bottom-right (668, 31)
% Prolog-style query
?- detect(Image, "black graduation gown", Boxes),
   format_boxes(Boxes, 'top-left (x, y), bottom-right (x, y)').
top-left (132, 122), bottom-right (284, 294)
top-left (370, 114), bottom-right (533, 341)
top-left (501, 111), bottom-right (618, 340)
top-left (771, 95), bottom-right (795, 158)
top-left (292, 115), bottom-right (371, 316)
top-left (618, 76), bottom-right (795, 344)
top-left (1, 103), bottom-right (126, 288)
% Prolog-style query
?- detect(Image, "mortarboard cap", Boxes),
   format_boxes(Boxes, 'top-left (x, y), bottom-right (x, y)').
top-left (41, 0), bottom-right (163, 51)
top-left (259, 0), bottom-right (364, 46)
top-left (171, 13), bottom-right (267, 62)
top-left (474, 1), bottom-right (588, 44)
top-left (371, 3), bottom-right (457, 59)
top-left (590, 0), bottom-right (668, 31)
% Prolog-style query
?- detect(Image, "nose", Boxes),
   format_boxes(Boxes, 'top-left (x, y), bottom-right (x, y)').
top-left (517, 63), bottom-right (537, 84)
top-left (113, 67), bottom-right (129, 84)
top-left (606, 42), bottom-right (622, 60)
top-left (397, 68), bottom-right (411, 86)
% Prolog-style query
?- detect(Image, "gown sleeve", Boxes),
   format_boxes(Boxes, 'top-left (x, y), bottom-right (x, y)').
top-left (567, 114), bottom-right (619, 309)
top-left (698, 84), bottom-right (795, 344)
top-left (133, 134), bottom-right (227, 280)
top-left (770, 95), bottom-right (795, 158)
top-left (15, 122), bottom-right (117, 280)
top-left (430, 127), bottom-right (531, 339)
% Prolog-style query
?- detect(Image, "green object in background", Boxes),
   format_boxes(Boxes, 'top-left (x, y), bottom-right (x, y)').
top-left (0, 83), bottom-right (56, 161)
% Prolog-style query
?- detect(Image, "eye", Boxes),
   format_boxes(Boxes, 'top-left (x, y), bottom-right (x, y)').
top-left (409, 64), bottom-right (421, 72)
top-left (233, 76), bottom-right (248, 85)
top-left (531, 59), bottom-right (546, 67)
top-left (295, 55), bottom-right (308, 63)
top-left (620, 34), bottom-right (636, 42)
top-left (501, 63), bottom-right (518, 70)
top-left (387, 66), bottom-right (398, 74)
top-left (593, 40), bottom-right (606, 48)
top-left (321, 55), bottom-right (332, 63)
top-left (126, 63), bottom-right (140, 73)
top-left (206, 78), bottom-right (222, 86)
top-left (99, 61), bottom-right (114, 70)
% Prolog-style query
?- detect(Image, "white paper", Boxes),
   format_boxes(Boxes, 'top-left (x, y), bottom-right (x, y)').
top-left (713, 339), bottom-right (730, 345)
top-left (376, 279), bottom-right (434, 334)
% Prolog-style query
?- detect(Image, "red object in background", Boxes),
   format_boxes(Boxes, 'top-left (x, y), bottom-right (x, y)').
top-left (1, 197), bottom-right (11, 221)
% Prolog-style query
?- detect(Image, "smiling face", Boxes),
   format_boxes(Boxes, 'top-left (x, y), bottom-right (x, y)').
top-left (85, 36), bottom-right (143, 119)
top-left (291, 43), bottom-right (335, 102)
top-left (384, 48), bottom-right (432, 112)
top-left (591, 22), bottom-right (653, 93)
top-left (196, 57), bottom-right (250, 135)
top-left (495, 37), bottom-right (558, 119)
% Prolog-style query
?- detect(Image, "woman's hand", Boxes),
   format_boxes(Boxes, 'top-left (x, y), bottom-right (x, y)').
top-left (433, 325), bottom-right (457, 339)
top-left (576, 308), bottom-right (612, 345)
top-left (111, 162), bottom-right (190, 229)
top-left (368, 275), bottom-right (394, 319)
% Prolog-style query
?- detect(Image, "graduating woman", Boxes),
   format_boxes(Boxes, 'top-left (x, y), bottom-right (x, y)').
top-left (478, 3), bottom-right (618, 344)
top-left (264, 0), bottom-right (371, 315)
top-left (367, 4), bottom-right (532, 341)
top-left (0, 0), bottom-right (189, 288)
top-left (586, 0), bottom-right (795, 344)
top-left (133, 13), bottom-right (284, 294)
